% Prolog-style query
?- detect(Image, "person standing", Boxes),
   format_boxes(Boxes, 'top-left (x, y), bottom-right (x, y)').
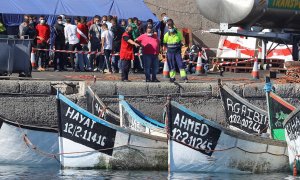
top-left (111, 18), bottom-right (124, 73)
top-left (159, 13), bottom-right (169, 45)
top-left (35, 16), bottom-right (50, 71)
top-left (101, 23), bottom-right (114, 74)
top-left (136, 26), bottom-right (160, 82)
top-left (64, 17), bottom-right (80, 71)
top-left (77, 17), bottom-right (90, 71)
top-left (53, 16), bottom-right (66, 71)
top-left (106, 15), bottom-right (113, 30)
top-left (88, 15), bottom-right (102, 71)
top-left (130, 17), bottom-right (142, 73)
top-left (19, 15), bottom-right (30, 39)
top-left (163, 19), bottom-right (188, 83)
top-left (120, 25), bottom-right (140, 82)
top-left (120, 20), bottom-right (126, 31)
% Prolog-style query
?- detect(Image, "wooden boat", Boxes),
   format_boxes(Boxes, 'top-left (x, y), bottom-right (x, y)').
top-left (283, 107), bottom-right (300, 173)
top-left (86, 86), bottom-right (119, 125)
top-left (86, 86), bottom-right (166, 136)
top-left (265, 77), bottom-right (296, 140)
top-left (57, 92), bottom-right (167, 169)
top-left (119, 95), bottom-right (166, 137)
top-left (166, 100), bottom-right (289, 173)
top-left (0, 115), bottom-right (58, 166)
top-left (219, 84), bottom-right (269, 134)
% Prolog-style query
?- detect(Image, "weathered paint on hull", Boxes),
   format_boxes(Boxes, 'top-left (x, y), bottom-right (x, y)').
top-left (59, 131), bottom-right (167, 170)
top-left (285, 129), bottom-right (300, 172)
top-left (169, 131), bottom-right (289, 173)
top-left (0, 122), bottom-right (58, 166)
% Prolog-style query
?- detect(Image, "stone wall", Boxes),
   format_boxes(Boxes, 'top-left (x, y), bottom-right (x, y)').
top-left (144, 0), bottom-right (220, 56)
top-left (0, 80), bottom-right (299, 127)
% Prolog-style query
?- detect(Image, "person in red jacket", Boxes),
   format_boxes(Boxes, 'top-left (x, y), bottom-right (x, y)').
top-left (77, 17), bottom-right (90, 71)
top-left (35, 16), bottom-right (50, 71)
top-left (120, 24), bottom-right (140, 82)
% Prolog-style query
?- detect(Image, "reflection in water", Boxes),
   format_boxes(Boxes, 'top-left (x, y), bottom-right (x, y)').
top-left (0, 165), bottom-right (293, 179)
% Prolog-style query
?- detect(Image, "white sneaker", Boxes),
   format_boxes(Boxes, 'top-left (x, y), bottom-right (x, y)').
top-left (93, 68), bottom-right (99, 72)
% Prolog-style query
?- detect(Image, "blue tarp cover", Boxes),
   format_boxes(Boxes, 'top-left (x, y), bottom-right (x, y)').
top-left (0, 0), bottom-right (158, 21)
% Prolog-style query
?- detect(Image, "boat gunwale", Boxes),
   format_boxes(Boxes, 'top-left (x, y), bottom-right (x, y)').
top-left (283, 106), bottom-right (300, 128)
top-left (0, 115), bottom-right (58, 133)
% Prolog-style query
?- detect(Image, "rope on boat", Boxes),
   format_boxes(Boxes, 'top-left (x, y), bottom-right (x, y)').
top-left (168, 135), bottom-right (287, 156)
top-left (14, 120), bottom-right (61, 164)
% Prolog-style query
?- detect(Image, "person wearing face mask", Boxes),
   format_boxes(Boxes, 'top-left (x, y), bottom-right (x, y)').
top-left (163, 19), bottom-right (188, 83)
top-left (136, 26), bottom-right (160, 82)
top-left (159, 13), bottom-right (169, 46)
top-left (19, 15), bottom-right (31, 39)
top-left (119, 24), bottom-right (140, 82)
top-left (35, 16), bottom-right (50, 71)
top-left (89, 15), bottom-right (102, 71)
top-left (52, 16), bottom-right (66, 71)
top-left (102, 15), bottom-right (108, 25)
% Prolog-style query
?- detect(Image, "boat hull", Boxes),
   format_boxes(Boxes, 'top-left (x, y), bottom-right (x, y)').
top-left (283, 107), bottom-right (300, 172)
top-left (0, 117), bottom-right (58, 166)
top-left (167, 101), bottom-right (288, 173)
top-left (59, 130), bottom-right (167, 169)
top-left (58, 93), bottom-right (167, 169)
top-left (170, 130), bottom-right (288, 173)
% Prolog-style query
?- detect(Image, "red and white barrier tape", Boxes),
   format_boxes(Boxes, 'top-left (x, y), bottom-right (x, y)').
top-left (32, 48), bottom-right (144, 57)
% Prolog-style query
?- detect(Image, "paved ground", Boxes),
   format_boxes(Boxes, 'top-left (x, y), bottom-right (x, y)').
top-left (0, 68), bottom-right (286, 84)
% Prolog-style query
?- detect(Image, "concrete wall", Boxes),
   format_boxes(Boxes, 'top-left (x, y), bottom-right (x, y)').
top-left (0, 80), bottom-right (299, 127)
top-left (144, 0), bottom-right (220, 55)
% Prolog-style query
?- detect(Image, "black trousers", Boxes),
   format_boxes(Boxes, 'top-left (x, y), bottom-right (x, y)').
top-left (36, 42), bottom-right (48, 68)
top-left (121, 60), bottom-right (131, 81)
top-left (54, 42), bottom-right (65, 70)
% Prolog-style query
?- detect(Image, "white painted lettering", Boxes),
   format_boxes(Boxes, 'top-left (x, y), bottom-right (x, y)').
top-left (83, 118), bottom-right (91, 128)
top-left (227, 98), bottom-right (234, 112)
top-left (174, 114), bottom-right (180, 126)
top-left (90, 120), bottom-right (96, 129)
top-left (187, 118), bottom-right (195, 132)
top-left (79, 114), bottom-right (86, 123)
top-left (72, 112), bottom-right (80, 121)
top-left (241, 105), bottom-right (247, 116)
top-left (234, 103), bottom-right (240, 114)
top-left (246, 108), bottom-right (254, 120)
top-left (199, 124), bottom-right (209, 136)
top-left (253, 111), bottom-right (261, 124)
top-left (194, 122), bottom-right (201, 134)
top-left (180, 116), bottom-right (188, 129)
top-left (65, 107), bottom-right (75, 118)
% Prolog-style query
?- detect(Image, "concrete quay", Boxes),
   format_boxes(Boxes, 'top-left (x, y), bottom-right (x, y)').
top-left (0, 78), bottom-right (299, 127)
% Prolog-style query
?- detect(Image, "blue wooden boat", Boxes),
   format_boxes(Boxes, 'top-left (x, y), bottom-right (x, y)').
top-left (57, 91), bottom-right (167, 169)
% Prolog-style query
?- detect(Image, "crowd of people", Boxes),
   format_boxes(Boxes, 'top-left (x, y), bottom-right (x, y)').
top-left (18, 13), bottom-right (190, 82)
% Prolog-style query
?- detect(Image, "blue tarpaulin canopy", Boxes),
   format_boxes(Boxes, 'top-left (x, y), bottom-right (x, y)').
top-left (0, 0), bottom-right (158, 22)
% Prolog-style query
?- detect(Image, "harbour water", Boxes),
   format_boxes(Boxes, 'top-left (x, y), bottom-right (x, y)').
top-left (0, 165), bottom-right (294, 179)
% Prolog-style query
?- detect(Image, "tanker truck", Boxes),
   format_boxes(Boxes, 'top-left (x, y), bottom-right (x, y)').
top-left (196, 0), bottom-right (300, 60)
top-left (196, 0), bottom-right (300, 30)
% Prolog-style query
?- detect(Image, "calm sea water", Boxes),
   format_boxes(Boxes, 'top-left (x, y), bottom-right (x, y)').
top-left (0, 165), bottom-right (295, 180)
